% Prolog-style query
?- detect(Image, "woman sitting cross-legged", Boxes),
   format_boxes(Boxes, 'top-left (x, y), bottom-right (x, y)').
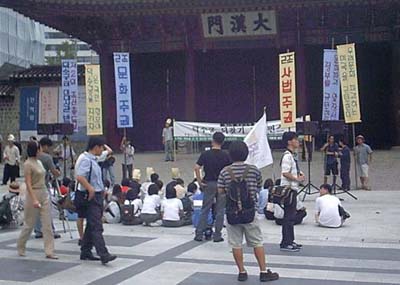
top-left (161, 181), bottom-right (192, 228)
top-left (122, 186), bottom-right (143, 225)
top-left (140, 184), bottom-right (161, 226)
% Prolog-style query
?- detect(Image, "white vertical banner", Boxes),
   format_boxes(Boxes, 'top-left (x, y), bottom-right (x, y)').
top-left (322, 49), bottom-right (341, 121)
top-left (113, 52), bottom-right (133, 128)
top-left (61, 59), bottom-right (78, 132)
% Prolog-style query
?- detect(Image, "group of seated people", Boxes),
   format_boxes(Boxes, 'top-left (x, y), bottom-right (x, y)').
top-left (256, 179), bottom-right (350, 228)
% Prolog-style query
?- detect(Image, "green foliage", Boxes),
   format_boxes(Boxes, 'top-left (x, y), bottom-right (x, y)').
top-left (46, 40), bottom-right (77, 65)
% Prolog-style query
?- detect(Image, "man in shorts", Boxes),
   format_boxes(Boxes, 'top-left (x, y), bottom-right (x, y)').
top-left (354, 135), bottom-right (373, 190)
top-left (218, 141), bottom-right (279, 282)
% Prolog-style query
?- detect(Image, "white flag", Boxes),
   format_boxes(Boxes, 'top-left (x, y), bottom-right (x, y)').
top-left (244, 112), bottom-right (273, 169)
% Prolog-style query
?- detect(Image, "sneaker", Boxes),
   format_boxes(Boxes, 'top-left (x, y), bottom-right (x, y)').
top-left (260, 270), bottom-right (279, 282)
top-left (280, 245), bottom-right (300, 252)
top-left (34, 233), bottom-right (43, 239)
top-left (292, 242), bottom-right (302, 249)
top-left (53, 233), bottom-right (61, 239)
top-left (213, 237), bottom-right (224, 243)
top-left (194, 236), bottom-right (203, 242)
top-left (238, 272), bottom-right (248, 282)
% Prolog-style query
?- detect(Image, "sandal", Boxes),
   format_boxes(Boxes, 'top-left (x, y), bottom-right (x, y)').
top-left (46, 255), bottom-right (59, 260)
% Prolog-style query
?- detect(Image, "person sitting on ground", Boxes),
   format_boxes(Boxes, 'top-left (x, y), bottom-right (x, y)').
top-left (104, 185), bottom-right (123, 224)
top-left (190, 182), bottom-right (213, 240)
top-left (217, 141), bottom-right (279, 282)
top-left (315, 184), bottom-right (350, 228)
top-left (257, 179), bottom-right (273, 214)
top-left (161, 182), bottom-right (191, 227)
top-left (140, 184), bottom-right (161, 226)
top-left (122, 186), bottom-right (143, 225)
top-left (140, 173), bottom-right (159, 198)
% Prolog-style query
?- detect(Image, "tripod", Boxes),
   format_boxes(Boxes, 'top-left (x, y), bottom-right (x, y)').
top-left (331, 174), bottom-right (358, 200)
top-left (298, 145), bottom-right (320, 202)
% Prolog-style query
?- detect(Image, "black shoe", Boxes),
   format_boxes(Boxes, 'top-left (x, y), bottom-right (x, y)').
top-left (78, 239), bottom-right (82, 246)
top-left (53, 233), bottom-right (61, 239)
top-left (280, 245), bottom-right (300, 252)
top-left (213, 237), bottom-right (224, 243)
top-left (34, 233), bottom-right (43, 239)
top-left (260, 270), bottom-right (279, 282)
top-left (292, 242), bottom-right (302, 249)
top-left (101, 254), bottom-right (117, 265)
top-left (238, 272), bottom-right (248, 282)
top-left (80, 253), bottom-right (101, 261)
top-left (194, 236), bottom-right (203, 242)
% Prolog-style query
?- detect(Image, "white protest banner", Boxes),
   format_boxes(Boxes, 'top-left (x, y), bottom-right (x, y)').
top-left (279, 52), bottom-right (296, 128)
top-left (173, 117), bottom-right (303, 142)
top-left (244, 112), bottom-right (273, 169)
top-left (39, 87), bottom-right (59, 124)
top-left (85, 64), bottom-right (103, 136)
top-left (322, 49), bottom-right (341, 121)
top-left (114, 52), bottom-right (133, 128)
top-left (61, 59), bottom-right (78, 132)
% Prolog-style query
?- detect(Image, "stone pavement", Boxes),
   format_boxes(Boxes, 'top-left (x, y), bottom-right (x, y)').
top-left (0, 151), bottom-right (399, 284)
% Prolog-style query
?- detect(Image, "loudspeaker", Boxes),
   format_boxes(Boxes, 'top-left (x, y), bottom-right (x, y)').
top-left (37, 124), bottom-right (54, 135)
top-left (320, 120), bottom-right (346, 135)
top-left (296, 121), bottom-right (319, 136)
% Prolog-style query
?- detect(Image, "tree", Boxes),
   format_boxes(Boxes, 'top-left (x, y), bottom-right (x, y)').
top-left (46, 40), bottom-right (77, 66)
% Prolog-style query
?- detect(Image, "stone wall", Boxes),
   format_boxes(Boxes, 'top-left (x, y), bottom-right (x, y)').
top-left (0, 91), bottom-right (19, 141)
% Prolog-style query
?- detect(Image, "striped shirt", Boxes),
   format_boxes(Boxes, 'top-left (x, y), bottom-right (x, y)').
top-left (217, 162), bottom-right (262, 202)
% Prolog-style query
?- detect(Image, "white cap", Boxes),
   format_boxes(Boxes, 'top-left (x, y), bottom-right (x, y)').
top-left (7, 134), bottom-right (15, 142)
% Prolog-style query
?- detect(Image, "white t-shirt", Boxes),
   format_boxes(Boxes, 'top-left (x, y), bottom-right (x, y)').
top-left (124, 199), bottom-right (143, 217)
top-left (280, 150), bottom-right (299, 190)
top-left (161, 198), bottom-right (183, 221)
top-left (315, 194), bottom-right (342, 228)
top-left (140, 182), bottom-right (152, 198)
top-left (141, 194), bottom-right (161, 214)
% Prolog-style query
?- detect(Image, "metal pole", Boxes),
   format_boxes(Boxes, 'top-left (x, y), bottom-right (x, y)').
top-left (352, 123), bottom-right (358, 189)
top-left (123, 128), bottom-right (127, 180)
top-left (253, 65), bottom-right (257, 122)
top-left (173, 119), bottom-right (176, 162)
top-left (63, 138), bottom-right (67, 179)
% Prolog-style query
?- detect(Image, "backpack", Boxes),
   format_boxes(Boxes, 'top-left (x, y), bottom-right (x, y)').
top-left (0, 196), bottom-right (13, 225)
top-left (181, 196), bottom-right (193, 213)
top-left (270, 185), bottom-right (296, 208)
top-left (104, 201), bottom-right (121, 224)
top-left (121, 201), bottom-right (140, 225)
top-left (225, 166), bottom-right (255, 225)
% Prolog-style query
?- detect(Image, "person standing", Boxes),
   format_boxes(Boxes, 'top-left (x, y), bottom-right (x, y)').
top-left (280, 132), bottom-right (305, 252)
top-left (217, 141), bottom-right (279, 282)
top-left (54, 136), bottom-right (76, 179)
top-left (97, 144), bottom-right (115, 186)
top-left (354, 135), bottom-right (373, 190)
top-left (162, 118), bottom-right (174, 162)
top-left (75, 137), bottom-right (117, 264)
top-left (120, 137), bottom-right (134, 180)
top-left (2, 134), bottom-right (20, 185)
top-left (194, 132), bottom-right (231, 242)
top-left (338, 138), bottom-right (351, 191)
top-left (320, 135), bottom-right (339, 185)
top-left (34, 137), bottom-right (61, 239)
top-left (17, 141), bottom-right (57, 259)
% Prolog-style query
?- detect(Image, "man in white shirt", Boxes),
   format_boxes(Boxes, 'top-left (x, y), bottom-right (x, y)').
top-left (120, 137), bottom-right (135, 180)
top-left (315, 184), bottom-right (345, 228)
top-left (2, 134), bottom-right (20, 185)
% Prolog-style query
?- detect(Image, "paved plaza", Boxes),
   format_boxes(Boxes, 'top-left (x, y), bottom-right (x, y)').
top-left (0, 150), bottom-right (399, 284)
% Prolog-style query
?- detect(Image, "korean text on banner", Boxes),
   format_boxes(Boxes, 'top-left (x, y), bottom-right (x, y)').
top-left (61, 59), bottom-right (79, 132)
top-left (279, 52), bottom-right (296, 128)
top-left (20, 87), bottom-right (39, 131)
top-left (85, 65), bottom-right (103, 135)
top-left (322, 49), bottom-right (341, 121)
top-left (244, 112), bottom-right (273, 169)
top-left (337, 44), bottom-right (361, 124)
top-left (113, 52), bottom-right (133, 128)
top-left (39, 87), bottom-right (59, 124)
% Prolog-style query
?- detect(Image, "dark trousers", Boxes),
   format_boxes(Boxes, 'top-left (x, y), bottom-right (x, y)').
top-left (276, 209), bottom-right (307, 226)
top-left (195, 181), bottom-right (225, 240)
top-left (81, 193), bottom-right (109, 257)
top-left (340, 165), bottom-right (351, 190)
top-left (280, 191), bottom-right (297, 247)
top-left (2, 163), bottom-right (18, 185)
top-left (122, 164), bottom-right (133, 180)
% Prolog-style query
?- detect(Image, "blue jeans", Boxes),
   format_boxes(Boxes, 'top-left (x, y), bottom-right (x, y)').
top-left (102, 165), bottom-right (115, 185)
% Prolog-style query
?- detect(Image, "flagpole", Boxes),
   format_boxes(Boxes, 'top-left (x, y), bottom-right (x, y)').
top-left (264, 106), bottom-right (275, 181)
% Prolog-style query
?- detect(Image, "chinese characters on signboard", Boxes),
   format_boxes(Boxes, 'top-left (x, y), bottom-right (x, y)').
top-left (202, 10), bottom-right (276, 38)
top-left (85, 65), bottom-right (103, 135)
top-left (61, 59), bottom-right (78, 132)
top-left (113, 52), bottom-right (133, 128)
top-left (322, 49), bottom-right (341, 121)
top-left (337, 44), bottom-right (361, 124)
top-left (279, 52), bottom-right (296, 129)
top-left (39, 87), bottom-right (59, 124)
top-left (20, 87), bottom-right (39, 131)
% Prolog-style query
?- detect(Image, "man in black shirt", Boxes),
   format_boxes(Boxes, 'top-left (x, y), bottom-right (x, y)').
top-left (194, 132), bottom-right (231, 242)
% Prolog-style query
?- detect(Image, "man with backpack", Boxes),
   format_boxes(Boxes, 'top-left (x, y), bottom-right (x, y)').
top-left (218, 141), bottom-right (279, 282)
top-left (279, 132), bottom-right (305, 252)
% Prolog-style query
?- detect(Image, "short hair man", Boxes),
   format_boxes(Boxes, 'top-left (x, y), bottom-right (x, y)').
top-left (75, 136), bottom-right (116, 264)
top-left (315, 184), bottom-right (347, 228)
top-left (354, 135), bottom-right (373, 190)
top-left (162, 119), bottom-right (174, 162)
top-left (320, 135), bottom-right (339, 185)
top-left (218, 141), bottom-right (279, 282)
top-left (194, 132), bottom-right (231, 242)
top-left (280, 132), bottom-right (304, 252)
top-left (338, 138), bottom-right (351, 191)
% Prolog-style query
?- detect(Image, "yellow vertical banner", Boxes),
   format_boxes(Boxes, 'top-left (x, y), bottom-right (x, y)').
top-left (85, 64), bottom-right (103, 135)
top-left (337, 43), bottom-right (361, 123)
top-left (279, 52), bottom-right (296, 129)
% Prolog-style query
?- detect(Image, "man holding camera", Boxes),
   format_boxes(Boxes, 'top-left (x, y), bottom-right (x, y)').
top-left (321, 135), bottom-right (339, 185)
top-left (280, 132), bottom-right (305, 252)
